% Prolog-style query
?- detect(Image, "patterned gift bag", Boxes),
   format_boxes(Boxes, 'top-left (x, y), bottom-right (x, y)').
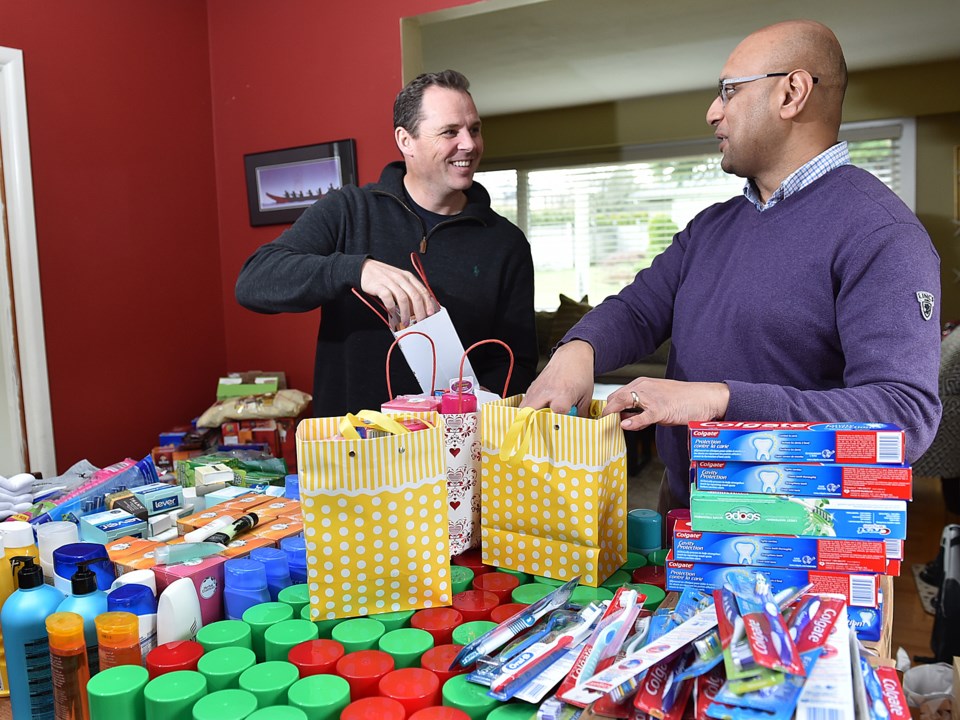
top-left (297, 411), bottom-right (451, 620)
top-left (441, 410), bottom-right (482, 555)
top-left (480, 396), bottom-right (627, 587)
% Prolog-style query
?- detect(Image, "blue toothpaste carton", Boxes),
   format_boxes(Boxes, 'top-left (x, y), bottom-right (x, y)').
top-left (131, 482), bottom-right (185, 516)
top-left (79, 508), bottom-right (148, 544)
top-left (688, 422), bottom-right (905, 465)
top-left (664, 553), bottom-right (881, 607)
top-left (691, 461), bottom-right (912, 500)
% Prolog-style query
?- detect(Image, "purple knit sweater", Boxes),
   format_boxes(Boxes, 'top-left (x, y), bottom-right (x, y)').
top-left (565, 165), bottom-right (942, 504)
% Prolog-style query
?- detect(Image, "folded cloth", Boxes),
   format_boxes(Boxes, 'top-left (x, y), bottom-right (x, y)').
top-left (0, 473), bottom-right (34, 495)
top-left (0, 492), bottom-right (32, 506)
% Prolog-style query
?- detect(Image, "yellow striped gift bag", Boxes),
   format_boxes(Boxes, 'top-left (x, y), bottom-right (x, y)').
top-left (480, 396), bottom-right (627, 587)
top-left (296, 411), bottom-right (451, 620)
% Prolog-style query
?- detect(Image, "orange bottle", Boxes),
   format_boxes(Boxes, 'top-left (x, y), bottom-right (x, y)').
top-left (95, 611), bottom-right (142, 670)
top-left (46, 611), bottom-right (90, 720)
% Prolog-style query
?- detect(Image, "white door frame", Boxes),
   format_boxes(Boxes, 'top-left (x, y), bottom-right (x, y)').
top-left (0, 46), bottom-right (55, 478)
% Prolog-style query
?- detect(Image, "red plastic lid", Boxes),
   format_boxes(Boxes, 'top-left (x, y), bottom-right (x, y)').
top-left (451, 590), bottom-right (499, 622)
top-left (489, 603), bottom-right (529, 625)
top-left (420, 644), bottom-right (470, 685)
top-left (409, 707), bottom-right (472, 720)
top-left (379, 668), bottom-right (442, 715)
top-left (411, 608), bottom-right (463, 646)
top-left (450, 549), bottom-right (493, 576)
top-left (287, 638), bottom-right (345, 677)
top-left (145, 640), bottom-right (204, 678)
top-left (472, 571), bottom-right (519, 603)
top-left (335, 649), bottom-right (395, 699)
top-left (631, 564), bottom-right (666, 589)
top-left (341, 696), bottom-right (407, 720)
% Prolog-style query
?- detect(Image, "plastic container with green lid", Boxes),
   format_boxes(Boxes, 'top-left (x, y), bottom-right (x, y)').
top-left (237, 659), bottom-right (300, 707)
top-left (629, 582), bottom-right (667, 611)
top-left (287, 673), bottom-right (351, 720)
top-left (570, 586), bottom-right (615, 605)
top-left (277, 584), bottom-right (311, 617)
top-left (87, 663), bottom-right (149, 720)
top-left (377, 627), bottom-right (434, 668)
top-left (442, 673), bottom-right (500, 719)
top-left (190, 688), bottom-right (258, 720)
top-left (197, 645), bottom-right (257, 693)
top-left (299, 604), bottom-right (341, 638)
top-left (450, 564), bottom-right (474, 594)
top-left (647, 548), bottom-right (670, 567)
top-left (510, 583), bottom-right (553, 605)
top-left (620, 551), bottom-right (648, 572)
top-left (369, 608), bottom-right (415, 631)
top-left (332, 617), bottom-right (386, 653)
top-left (264, 618), bottom-right (319, 661)
top-left (600, 569), bottom-right (633, 590)
top-left (495, 567), bottom-right (531, 585)
top-left (143, 669), bottom-right (207, 720)
top-left (247, 707), bottom-right (309, 720)
top-left (242, 601), bottom-right (294, 661)
top-left (196, 619), bottom-right (253, 653)
top-left (451, 620), bottom-right (497, 647)
top-left (530, 575), bottom-right (565, 587)
top-left (486, 701), bottom-right (539, 719)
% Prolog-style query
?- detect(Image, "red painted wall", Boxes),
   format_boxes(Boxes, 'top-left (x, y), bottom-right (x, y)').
top-left (0, 1), bottom-right (223, 471)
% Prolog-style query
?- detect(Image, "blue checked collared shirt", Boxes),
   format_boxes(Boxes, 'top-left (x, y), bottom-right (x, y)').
top-left (744, 141), bottom-right (851, 211)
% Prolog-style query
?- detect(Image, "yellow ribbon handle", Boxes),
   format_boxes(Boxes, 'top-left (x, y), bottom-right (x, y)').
top-left (499, 406), bottom-right (546, 462)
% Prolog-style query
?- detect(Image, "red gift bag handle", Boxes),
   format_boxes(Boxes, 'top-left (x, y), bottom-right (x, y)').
top-left (385, 330), bottom-right (437, 399)
top-left (453, 339), bottom-right (515, 413)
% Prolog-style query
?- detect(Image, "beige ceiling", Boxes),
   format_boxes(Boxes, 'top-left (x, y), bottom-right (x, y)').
top-left (415, 0), bottom-right (960, 116)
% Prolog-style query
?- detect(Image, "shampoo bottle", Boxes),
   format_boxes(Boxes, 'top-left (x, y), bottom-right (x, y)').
top-left (1, 555), bottom-right (65, 719)
top-left (95, 611), bottom-right (142, 670)
top-left (57, 558), bottom-right (110, 675)
top-left (46, 611), bottom-right (91, 720)
top-left (0, 521), bottom-right (39, 588)
top-left (107, 582), bottom-right (157, 661)
top-left (0, 533), bottom-right (16, 697)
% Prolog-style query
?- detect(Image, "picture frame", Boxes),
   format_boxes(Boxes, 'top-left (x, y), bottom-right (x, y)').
top-left (244, 139), bottom-right (358, 226)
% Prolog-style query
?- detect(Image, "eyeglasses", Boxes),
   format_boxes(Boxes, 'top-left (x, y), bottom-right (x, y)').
top-left (717, 72), bottom-right (818, 106)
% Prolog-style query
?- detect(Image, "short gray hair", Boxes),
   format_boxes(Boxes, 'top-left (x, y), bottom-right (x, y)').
top-left (393, 70), bottom-right (471, 136)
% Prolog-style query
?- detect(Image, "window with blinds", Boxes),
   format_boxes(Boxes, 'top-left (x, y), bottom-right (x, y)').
top-left (478, 119), bottom-right (914, 310)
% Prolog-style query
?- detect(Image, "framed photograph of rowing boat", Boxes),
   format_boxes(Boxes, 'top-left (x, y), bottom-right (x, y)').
top-left (244, 139), bottom-right (358, 226)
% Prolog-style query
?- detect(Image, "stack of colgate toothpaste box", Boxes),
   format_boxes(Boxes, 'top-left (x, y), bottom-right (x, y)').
top-left (665, 421), bottom-right (911, 645)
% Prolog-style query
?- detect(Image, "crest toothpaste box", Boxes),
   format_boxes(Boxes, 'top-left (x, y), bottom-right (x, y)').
top-left (688, 487), bottom-right (907, 540)
top-left (691, 460), bottom-right (912, 500)
top-left (688, 422), bottom-right (905, 465)
top-left (671, 518), bottom-right (897, 572)
top-left (664, 554), bottom-right (881, 607)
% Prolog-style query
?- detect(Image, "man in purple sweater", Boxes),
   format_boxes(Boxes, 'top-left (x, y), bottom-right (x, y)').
top-left (523, 19), bottom-right (942, 512)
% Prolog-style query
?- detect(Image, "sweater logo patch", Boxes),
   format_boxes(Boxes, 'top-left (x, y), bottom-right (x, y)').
top-left (916, 291), bottom-right (935, 321)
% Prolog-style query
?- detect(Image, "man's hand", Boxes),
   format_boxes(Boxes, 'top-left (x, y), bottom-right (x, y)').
top-left (360, 259), bottom-right (438, 329)
top-left (602, 378), bottom-right (730, 430)
top-left (522, 340), bottom-right (596, 415)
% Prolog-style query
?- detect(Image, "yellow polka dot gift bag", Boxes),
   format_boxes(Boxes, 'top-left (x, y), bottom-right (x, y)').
top-left (481, 397), bottom-right (627, 587)
top-left (296, 410), bottom-right (451, 621)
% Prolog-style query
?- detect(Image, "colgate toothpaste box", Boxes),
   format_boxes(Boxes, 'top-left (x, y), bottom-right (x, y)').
top-left (671, 518), bottom-right (898, 573)
top-left (688, 487), bottom-right (907, 540)
top-left (688, 422), bottom-right (905, 465)
top-left (691, 460), bottom-right (912, 500)
top-left (664, 553), bottom-right (881, 607)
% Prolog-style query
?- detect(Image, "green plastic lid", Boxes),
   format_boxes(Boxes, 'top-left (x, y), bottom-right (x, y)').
top-left (510, 583), bottom-right (553, 604)
top-left (264, 618), bottom-right (320, 662)
top-left (191, 688), bottom-right (259, 720)
top-left (496, 568), bottom-right (531, 585)
top-left (621, 552), bottom-right (648, 572)
top-left (278, 584), bottom-right (311, 616)
top-left (300, 604), bottom-right (341, 638)
top-left (143, 670), bottom-right (207, 715)
top-left (196, 619), bottom-right (253, 653)
top-left (287, 673), bottom-right (351, 716)
top-left (451, 620), bottom-right (497, 647)
top-left (629, 582), bottom-right (667, 611)
top-left (377, 627), bottom-right (434, 668)
top-left (331, 617), bottom-right (386, 653)
top-left (246, 708), bottom-right (308, 720)
top-left (238, 660), bottom-right (300, 708)
top-left (450, 565), bottom-right (475, 594)
top-left (531, 575), bottom-right (565, 587)
top-left (600, 569), bottom-right (633, 590)
top-left (197, 646), bottom-right (257, 693)
top-left (647, 548), bottom-right (670, 567)
top-left (243, 601), bottom-right (295, 661)
top-left (369, 609), bottom-right (415, 631)
top-left (570, 586), bottom-right (615, 605)
top-left (486, 701), bottom-right (539, 719)
top-left (87, 664), bottom-right (149, 720)
top-left (442, 673), bottom-right (501, 719)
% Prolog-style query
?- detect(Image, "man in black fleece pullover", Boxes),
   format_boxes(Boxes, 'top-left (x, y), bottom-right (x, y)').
top-left (236, 70), bottom-right (538, 416)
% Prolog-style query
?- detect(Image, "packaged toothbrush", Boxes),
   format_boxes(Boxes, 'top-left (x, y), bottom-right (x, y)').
top-left (634, 647), bottom-right (696, 718)
top-left (694, 664), bottom-right (729, 720)
top-left (727, 572), bottom-right (804, 676)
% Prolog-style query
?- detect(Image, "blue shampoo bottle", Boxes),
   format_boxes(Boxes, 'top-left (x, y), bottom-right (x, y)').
top-left (1, 555), bottom-right (65, 719)
top-left (56, 557), bottom-right (110, 675)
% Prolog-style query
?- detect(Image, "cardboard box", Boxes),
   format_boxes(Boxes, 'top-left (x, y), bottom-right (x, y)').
top-left (79, 508), bottom-right (148, 544)
top-left (249, 519), bottom-right (303, 545)
top-left (217, 371), bottom-right (287, 400)
top-left (131, 482), bottom-right (184, 516)
top-left (153, 554), bottom-right (227, 626)
top-left (218, 535), bottom-right (275, 559)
